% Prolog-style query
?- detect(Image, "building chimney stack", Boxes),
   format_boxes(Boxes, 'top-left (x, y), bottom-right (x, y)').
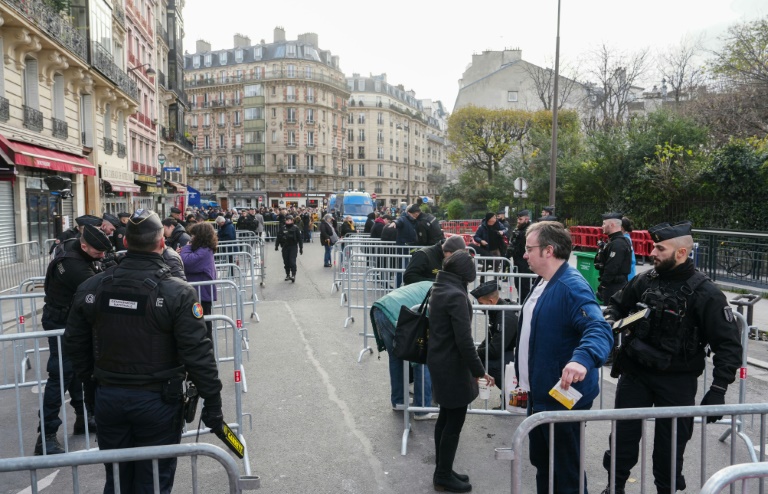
top-left (274, 26), bottom-right (286, 42)
top-left (196, 39), bottom-right (211, 53)
top-left (234, 34), bottom-right (251, 48)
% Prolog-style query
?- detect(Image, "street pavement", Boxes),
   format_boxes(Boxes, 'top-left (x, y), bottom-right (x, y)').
top-left (2, 240), bottom-right (768, 493)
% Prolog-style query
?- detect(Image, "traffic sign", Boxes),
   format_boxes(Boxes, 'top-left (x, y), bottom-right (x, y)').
top-left (422, 196), bottom-right (429, 203)
top-left (158, 153), bottom-right (167, 166)
top-left (514, 177), bottom-right (528, 192)
top-left (163, 167), bottom-right (180, 172)
top-left (371, 193), bottom-right (377, 199)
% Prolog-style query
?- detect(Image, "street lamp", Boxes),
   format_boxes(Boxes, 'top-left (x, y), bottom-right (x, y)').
top-left (396, 123), bottom-right (410, 204)
top-left (127, 63), bottom-right (157, 77)
top-left (549, 0), bottom-right (562, 208)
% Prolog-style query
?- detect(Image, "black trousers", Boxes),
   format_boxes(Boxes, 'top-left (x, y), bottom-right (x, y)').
top-left (603, 371), bottom-right (697, 493)
top-left (40, 336), bottom-right (84, 434)
top-left (282, 245), bottom-right (298, 275)
top-left (434, 406), bottom-right (468, 475)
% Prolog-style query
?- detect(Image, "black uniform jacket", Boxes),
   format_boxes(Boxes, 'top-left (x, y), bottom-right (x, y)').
top-left (64, 252), bottom-right (222, 401)
top-left (598, 231), bottom-right (632, 284)
top-left (476, 298), bottom-right (518, 361)
top-left (403, 242), bottom-right (443, 285)
top-left (605, 259), bottom-right (742, 388)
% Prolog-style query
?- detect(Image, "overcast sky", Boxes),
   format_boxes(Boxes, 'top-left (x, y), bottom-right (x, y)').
top-left (182, 0), bottom-right (766, 113)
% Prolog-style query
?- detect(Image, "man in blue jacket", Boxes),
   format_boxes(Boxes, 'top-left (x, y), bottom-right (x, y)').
top-left (516, 221), bottom-right (613, 494)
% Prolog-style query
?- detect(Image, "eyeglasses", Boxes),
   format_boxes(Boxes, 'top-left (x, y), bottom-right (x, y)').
top-left (525, 245), bottom-right (544, 253)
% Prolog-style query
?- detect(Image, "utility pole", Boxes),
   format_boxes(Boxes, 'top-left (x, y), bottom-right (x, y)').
top-left (549, 0), bottom-right (562, 208)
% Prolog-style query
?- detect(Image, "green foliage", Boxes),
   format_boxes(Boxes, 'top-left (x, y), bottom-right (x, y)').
top-left (445, 199), bottom-right (466, 220)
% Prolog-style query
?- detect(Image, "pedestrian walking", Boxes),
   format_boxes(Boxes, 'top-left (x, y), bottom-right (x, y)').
top-left (276, 215), bottom-right (303, 282)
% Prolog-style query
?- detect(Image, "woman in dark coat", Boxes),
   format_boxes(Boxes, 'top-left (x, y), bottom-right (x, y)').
top-left (427, 251), bottom-right (494, 492)
top-left (319, 214), bottom-right (337, 267)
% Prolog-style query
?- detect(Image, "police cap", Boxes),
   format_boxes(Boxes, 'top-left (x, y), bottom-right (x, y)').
top-left (285, 214), bottom-right (294, 221)
top-left (127, 209), bottom-right (163, 236)
top-left (407, 203), bottom-right (421, 214)
top-left (470, 281), bottom-right (500, 300)
top-left (543, 206), bottom-right (555, 213)
top-left (516, 209), bottom-right (530, 218)
top-left (170, 207), bottom-right (182, 214)
top-left (81, 224), bottom-right (113, 252)
top-left (102, 213), bottom-right (120, 228)
top-left (75, 214), bottom-right (103, 228)
top-left (601, 212), bottom-right (623, 220)
top-left (117, 212), bottom-right (131, 219)
top-left (648, 220), bottom-right (692, 243)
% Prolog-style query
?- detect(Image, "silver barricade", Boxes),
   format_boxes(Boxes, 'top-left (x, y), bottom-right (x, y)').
top-left (0, 241), bottom-right (48, 294)
top-left (498, 311), bottom-right (758, 494)
top-left (330, 236), bottom-right (393, 294)
top-left (359, 264), bottom-right (407, 363)
top-left (499, 402), bottom-right (768, 494)
top-left (398, 303), bottom-right (526, 455)
top-left (699, 462), bottom-right (768, 494)
top-left (231, 234), bottom-right (267, 286)
top-left (17, 276), bottom-right (45, 294)
top-left (263, 221), bottom-right (280, 240)
top-left (0, 328), bottom-right (96, 458)
top-left (0, 443), bottom-right (260, 492)
top-left (183, 314), bottom-right (253, 476)
top-left (214, 250), bottom-right (260, 321)
top-left (0, 292), bottom-right (46, 387)
top-left (43, 238), bottom-right (57, 255)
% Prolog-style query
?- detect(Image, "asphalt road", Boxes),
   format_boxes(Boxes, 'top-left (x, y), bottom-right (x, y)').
top-left (2, 240), bottom-right (768, 493)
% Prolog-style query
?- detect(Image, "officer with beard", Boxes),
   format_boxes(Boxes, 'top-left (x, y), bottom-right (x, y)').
top-left (600, 220), bottom-right (742, 494)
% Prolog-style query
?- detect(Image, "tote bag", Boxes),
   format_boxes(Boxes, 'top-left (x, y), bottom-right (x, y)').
top-left (393, 288), bottom-right (432, 364)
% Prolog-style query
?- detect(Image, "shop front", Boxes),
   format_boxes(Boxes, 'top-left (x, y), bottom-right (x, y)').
top-left (133, 174), bottom-right (159, 212)
top-left (102, 166), bottom-right (139, 215)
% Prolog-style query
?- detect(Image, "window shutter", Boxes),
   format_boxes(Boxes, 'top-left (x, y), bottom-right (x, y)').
top-left (53, 74), bottom-right (65, 119)
top-left (81, 93), bottom-right (94, 147)
top-left (24, 58), bottom-right (39, 108)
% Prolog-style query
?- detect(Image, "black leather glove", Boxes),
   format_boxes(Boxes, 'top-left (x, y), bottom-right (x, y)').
top-left (700, 386), bottom-right (726, 423)
top-left (300, 249), bottom-right (303, 255)
top-left (275, 246), bottom-right (279, 252)
top-left (201, 398), bottom-right (224, 431)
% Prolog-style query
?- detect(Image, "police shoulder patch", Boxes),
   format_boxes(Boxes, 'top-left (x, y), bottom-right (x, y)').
top-left (724, 307), bottom-right (734, 323)
top-left (192, 302), bottom-right (204, 319)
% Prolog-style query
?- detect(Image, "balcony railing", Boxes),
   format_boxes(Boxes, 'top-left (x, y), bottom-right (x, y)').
top-left (214, 167), bottom-right (226, 174)
top-left (185, 70), bottom-right (349, 93)
top-left (159, 126), bottom-right (194, 153)
top-left (22, 105), bottom-right (43, 132)
top-left (91, 42), bottom-right (138, 101)
top-left (156, 20), bottom-right (168, 45)
top-left (0, 97), bottom-right (8, 122)
top-left (5, 0), bottom-right (88, 61)
top-left (113, 4), bottom-right (125, 28)
top-left (52, 117), bottom-right (68, 139)
top-left (216, 148), bottom-right (227, 154)
top-left (157, 70), bottom-right (166, 88)
top-left (243, 165), bottom-right (265, 174)
top-left (117, 142), bottom-right (126, 158)
top-left (104, 137), bottom-right (114, 155)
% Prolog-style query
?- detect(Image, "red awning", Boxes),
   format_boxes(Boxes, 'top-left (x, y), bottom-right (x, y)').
top-left (0, 135), bottom-right (96, 176)
top-left (104, 180), bottom-right (141, 193)
top-left (165, 180), bottom-right (187, 193)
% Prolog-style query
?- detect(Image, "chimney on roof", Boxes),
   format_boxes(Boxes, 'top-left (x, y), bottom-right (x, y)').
top-left (274, 26), bottom-right (286, 43)
top-left (502, 48), bottom-right (522, 65)
top-left (298, 32), bottom-right (318, 48)
top-left (196, 40), bottom-right (211, 53)
top-left (234, 34), bottom-right (251, 48)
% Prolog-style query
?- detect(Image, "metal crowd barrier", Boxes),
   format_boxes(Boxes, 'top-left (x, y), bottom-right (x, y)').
top-left (0, 242), bottom-right (48, 294)
top-left (497, 401), bottom-right (768, 494)
top-left (0, 443), bottom-right (260, 493)
top-left (214, 248), bottom-right (260, 321)
top-left (699, 462), bottom-right (768, 494)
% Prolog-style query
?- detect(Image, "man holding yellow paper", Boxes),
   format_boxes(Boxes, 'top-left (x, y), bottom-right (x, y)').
top-left (515, 222), bottom-right (613, 494)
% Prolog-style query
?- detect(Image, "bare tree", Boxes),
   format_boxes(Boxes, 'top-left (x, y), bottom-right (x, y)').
top-left (583, 44), bottom-right (651, 128)
top-left (658, 34), bottom-right (707, 103)
top-left (521, 58), bottom-right (583, 110)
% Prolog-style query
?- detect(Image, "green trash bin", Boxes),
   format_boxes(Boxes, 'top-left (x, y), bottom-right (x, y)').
top-left (573, 251), bottom-right (600, 298)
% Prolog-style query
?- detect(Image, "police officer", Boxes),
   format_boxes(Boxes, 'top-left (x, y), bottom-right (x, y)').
top-left (538, 205), bottom-right (558, 222)
top-left (275, 214), bottom-right (303, 282)
top-left (170, 206), bottom-right (186, 229)
top-left (35, 224), bottom-right (112, 455)
top-left (64, 209), bottom-right (223, 493)
top-left (403, 235), bottom-right (466, 285)
top-left (510, 210), bottom-right (533, 302)
top-left (470, 281), bottom-right (518, 387)
top-left (49, 214), bottom-right (103, 254)
top-left (115, 212), bottom-right (130, 250)
top-left (594, 212), bottom-right (632, 304)
top-left (601, 220), bottom-right (742, 494)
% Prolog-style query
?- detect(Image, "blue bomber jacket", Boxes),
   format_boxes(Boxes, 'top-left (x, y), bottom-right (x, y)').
top-left (515, 261), bottom-right (613, 411)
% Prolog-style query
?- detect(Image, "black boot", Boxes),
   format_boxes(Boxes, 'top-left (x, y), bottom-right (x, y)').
top-left (284, 272), bottom-right (291, 281)
top-left (73, 414), bottom-right (97, 435)
top-left (433, 433), bottom-right (471, 492)
top-left (435, 438), bottom-right (469, 482)
top-left (34, 433), bottom-right (65, 455)
top-left (291, 272), bottom-right (296, 283)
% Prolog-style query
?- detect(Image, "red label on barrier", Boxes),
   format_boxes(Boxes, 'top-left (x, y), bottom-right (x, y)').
top-left (236, 319), bottom-right (242, 329)
top-left (740, 367), bottom-right (747, 379)
top-left (18, 316), bottom-right (24, 324)
top-left (234, 370), bottom-right (241, 383)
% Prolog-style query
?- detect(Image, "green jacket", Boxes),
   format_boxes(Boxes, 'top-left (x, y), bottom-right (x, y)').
top-left (370, 281), bottom-right (432, 353)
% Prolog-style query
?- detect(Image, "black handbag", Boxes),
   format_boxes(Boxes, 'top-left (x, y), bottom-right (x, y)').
top-left (393, 288), bottom-right (432, 364)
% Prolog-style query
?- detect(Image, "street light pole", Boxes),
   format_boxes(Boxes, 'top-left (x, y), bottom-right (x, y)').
top-left (397, 123), bottom-right (411, 204)
top-left (549, 0), bottom-right (562, 208)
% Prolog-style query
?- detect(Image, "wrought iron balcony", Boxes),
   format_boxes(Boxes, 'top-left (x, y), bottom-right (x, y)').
top-left (5, 0), bottom-right (88, 61)
top-left (52, 117), bottom-right (68, 139)
top-left (104, 137), bottom-right (114, 155)
top-left (157, 70), bottom-right (166, 88)
top-left (117, 142), bottom-right (126, 158)
top-left (91, 43), bottom-right (138, 101)
top-left (160, 126), bottom-right (194, 153)
top-left (113, 4), bottom-right (126, 28)
top-left (0, 97), bottom-right (8, 122)
top-left (216, 148), bottom-right (227, 154)
top-left (22, 105), bottom-right (43, 132)
top-left (156, 20), bottom-right (168, 45)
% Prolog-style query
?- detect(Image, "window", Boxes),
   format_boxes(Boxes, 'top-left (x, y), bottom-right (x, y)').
top-left (23, 57), bottom-right (39, 109)
top-left (358, 129), bottom-right (365, 142)
top-left (287, 130), bottom-right (296, 146)
top-left (358, 163), bottom-right (365, 176)
top-left (287, 177), bottom-right (296, 191)
top-left (117, 111), bottom-right (124, 145)
top-left (358, 146), bottom-right (365, 159)
top-left (287, 108), bottom-right (296, 123)
top-left (79, 93), bottom-right (93, 146)
top-left (287, 64), bottom-right (296, 78)
top-left (307, 131), bottom-right (315, 147)
top-left (287, 154), bottom-right (297, 171)
top-left (286, 44), bottom-right (296, 57)
top-left (377, 163), bottom-right (383, 177)
top-left (286, 86), bottom-right (296, 102)
top-left (244, 84), bottom-right (263, 97)
top-left (307, 177), bottom-right (315, 190)
top-left (234, 111), bottom-right (241, 124)
top-left (193, 55), bottom-right (201, 68)
top-left (347, 114), bottom-right (353, 124)
top-left (348, 181), bottom-right (354, 190)
top-left (234, 178), bottom-right (242, 191)
top-left (220, 52), bottom-right (227, 65)
top-left (507, 91), bottom-right (518, 102)
top-left (204, 157), bottom-right (211, 169)
top-left (306, 154), bottom-right (315, 171)
top-left (306, 108), bottom-right (315, 123)
top-left (245, 154), bottom-right (262, 166)
top-left (205, 179), bottom-right (212, 190)
top-left (271, 130), bottom-right (277, 143)
top-left (204, 135), bottom-right (210, 148)
top-left (306, 87), bottom-right (315, 103)
top-left (235, 49), bottom-right (243, 63)
top-left (234, 155), bottom-right (242, 166)
top-left (359, 181), bottom-right (365, 191)
top-left (305, 66), bottom-right (312, 79)
top-left (271, 108), bottom-right (277, 118)
top-left (377, 147), bottom-right (384, 159)
top-left (244, 107), bottom-right (263, 120)
top-left (377, 113), bottom-right (384, 125)
top-left (347, 164), bottom-right (354, 177)
top-left (219, 134), bottom-right (225, 147)
top-left (347, 129), bottom-right (353, 142)
top-left (358, 113), bottom-right (365, 124)
top-left (254, 46), bottom-right (262, 59)
top-left (377, 130), bottom-right (383, 142)
top-left (255, 178), bottom-right (262, 190)
top-left (204, 54), bottom-right (212, 66)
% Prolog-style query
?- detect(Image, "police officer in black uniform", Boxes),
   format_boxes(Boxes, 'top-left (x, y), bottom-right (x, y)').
top-left (275, 214), bottom-right (303, 282)
top-left (49, 214), bottom-right (103, 254)
top-left (510, 210), bottom-right (533, 302)
top-left (115, 212), bottom-right (130, 250)
top-left (594, 212), bottom-right (633, 304)
top-left (35, 224), bottom-right (112, 455)
top-left (403, 235), bottom-right (466, 285)
top-left (170, 206), bottom-right (186, 229)
top-left (470, 281), bottom-right (518, 387)
top-left (600, 221), bottom-right (742, 494)
top-left (64, 209), bottom-right (223, 493)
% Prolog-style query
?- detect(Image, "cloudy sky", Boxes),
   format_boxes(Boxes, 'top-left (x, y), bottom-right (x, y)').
top-left (182, 0), bottom-right (765, 112)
